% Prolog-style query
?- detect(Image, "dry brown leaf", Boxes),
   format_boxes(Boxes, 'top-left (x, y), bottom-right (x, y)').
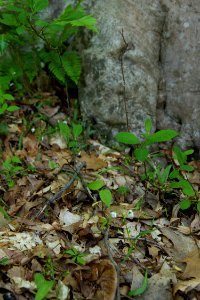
top-left (181, 250), bottom-right (200, 280)
top-left (79, 151), bottom-right (107, 170)
top-left (90, 259), bottom-right (117, 300)
top-left (160, 227), bottom-right (198, 261)
top-left (174, 278), bottom-right (200, 295)
top-left (23, 134), bottom-right (39, 156)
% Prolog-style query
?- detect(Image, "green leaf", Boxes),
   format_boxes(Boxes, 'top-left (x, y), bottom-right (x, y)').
top-left (158, 164), bottom-right (172, 185)
top-left (144, 118), bottom-right (152, 134)
top-left (99, 189), bottom-right (112, 207)
top-left (197, 202), bottom-right (200, 213)
top-left (48, 160), bottom-right (59, 169)
top-left (3, 94), bottom-right (14, 100)
top-left (169, 169), bottom-right (180, 180)
top-left (7, 105), bottom-right (19, 112)
top-left (180, 199), bottom-right (191, 210)
top-left (35, 20), bottom-right (48, 27)
top-left (173, 145), bottom-right (186, 165)
top-left (70, 15), bottom-right (97, 32)
top-left (115, 132), bottom-right (140, 145)
top-left (0, 257), bottom-right (9, 265)
top-left (16, 26), bottom-right (26, 35)
top-left (87, 179), bottom-right (104, 191)
top-left (34, 273), bottom-right (54, 300)
top-left (11, 156), bottom-right (21, 164)
top-left (62, 51), bottom-right (81, 84)
top-left (72, 123), bottom-right (82, 138)
top-left (33, 0), bottom-right (49, 12)
top-left (180, 165), bottom-right (194, 172)
top-left (128, 270), bottom-right (148, 297)
top-left (59, 122), bottom-right (70, 141)
top-left (0, 13), bottom-right (18, 26)
top-left (170, 179), bottom-right (195, 196)
top-left (184, 149), bottom-right (194, 156)
top-left (145, 130), bottom-right (178, 145)
top-left (134, 147), bottom-right (149, 162)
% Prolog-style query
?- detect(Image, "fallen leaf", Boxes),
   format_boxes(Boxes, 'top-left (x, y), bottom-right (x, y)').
top-left (79, 151), bottom-right (107, 170)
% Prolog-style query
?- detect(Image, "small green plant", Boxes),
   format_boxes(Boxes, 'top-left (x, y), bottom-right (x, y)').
top-left (1, 155), bottom-right (24, 188)
top-left (64, 248), bottom-right (87, 265)
top-left (117, 185), bottom-right (130, 196)
top-left (1, 155), bottom-right (35, 188)
top-left (0, 91), bottom-right (19, 115)
top-left (0, 0), bottom-right (97, 96)
top-left (115, 118), bottom-right (199, 212)
top-left (34, 273), bottom-right (55, 300)
top-left (87, 179), bottom-right (112, 207)
top-left (44, 257), bottom-right (55, 279)
top-left (58, 120), bottom-right (84, 154)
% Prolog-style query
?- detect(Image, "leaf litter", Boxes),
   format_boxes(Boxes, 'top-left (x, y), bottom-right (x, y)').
top-left (0, 96), bottom-right (200, 300)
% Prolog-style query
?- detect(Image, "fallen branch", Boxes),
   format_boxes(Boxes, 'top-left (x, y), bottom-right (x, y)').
top-left (35, 161), bottom-right (86, 218)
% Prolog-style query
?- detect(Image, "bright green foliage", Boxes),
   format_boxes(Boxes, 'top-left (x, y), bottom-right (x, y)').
top-left (0, 257), bottom-right (9, 265)
top-left (117, 186), bottom-right (130, 196)
top-left (115, 118), bottom-right (199, 211)
top-left (64, 248), bottom-right (87, 265)
top-left (87, 179), bottom-right (105, 191)
top-left (0, 0), bottom-right (97, 95)
top-left (34, 273), bottom-right (54, 300)
top-left (1, 155), bottom-right (35, 188)
top-left (58, 121), bottom-right (84, 153)
top-left (99, 189), bottom-right (112, 207)
top-left (180, 199), bottom-right (192, 210)
top-left (115, 132), bottom-right (140, 145)
top-left (87, 179), bottom-right (112, 207)
top-left (0, 91), bottom-right (19, 115)
top-left (128, 270), bottom-right (148, 297)
top-left (1, 155), bottom-right (24, 188)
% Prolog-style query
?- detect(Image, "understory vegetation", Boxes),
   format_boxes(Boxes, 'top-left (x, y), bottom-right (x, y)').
top-left (0, 1), bottom-right (199, 300)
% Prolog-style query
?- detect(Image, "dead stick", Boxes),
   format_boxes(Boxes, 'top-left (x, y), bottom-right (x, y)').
top-left (35, 162), bottom-right (86, 218)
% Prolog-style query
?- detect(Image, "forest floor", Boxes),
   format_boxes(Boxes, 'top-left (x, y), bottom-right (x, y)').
top-left (0, 91), bottom-right (200, 300)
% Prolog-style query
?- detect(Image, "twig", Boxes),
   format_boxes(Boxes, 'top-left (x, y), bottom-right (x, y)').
top-left (119, 29), bottom-right (131, 132)
top-left (103, 228), bottom-right (121, 300)
top-left (35, 162), bottom-right (86, 218)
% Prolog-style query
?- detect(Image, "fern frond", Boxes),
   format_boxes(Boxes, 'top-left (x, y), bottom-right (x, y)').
top-left (48, 51), bottom-right (65, 83)
top-left (62, 51), bottom-right (81, 85)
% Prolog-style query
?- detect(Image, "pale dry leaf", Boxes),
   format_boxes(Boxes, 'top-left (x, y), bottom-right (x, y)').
top-left (177, 226), bottom-right (191, 235)
top-left (160, 227), bottom-right (197, 261)
top-left (79, 151), bottom-right (107, 170)
top-left (181, 250), bottom-right (200, 280)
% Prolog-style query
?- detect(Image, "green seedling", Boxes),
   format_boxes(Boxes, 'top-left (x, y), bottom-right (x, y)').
top-left (64, 248), bottom-right (87, 266)
top-left (59, 121), bottom-right (84, 154)
top-left (87, 179), bottom-right (112, 207)
top-left (115, 118), bottom-right (199, 211)
top-left (0, 91), bottom-right (19, 115)
top-left (117, 186), bottom-right (130, 196)
top-left (1, 156), bottom-right (24, 188)
top-left (34, 273), bottom-right (54, 300)
top-left (44, 257), bottom-right (55, 279)
top-left (1, 155), bottom-right (35, 188)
